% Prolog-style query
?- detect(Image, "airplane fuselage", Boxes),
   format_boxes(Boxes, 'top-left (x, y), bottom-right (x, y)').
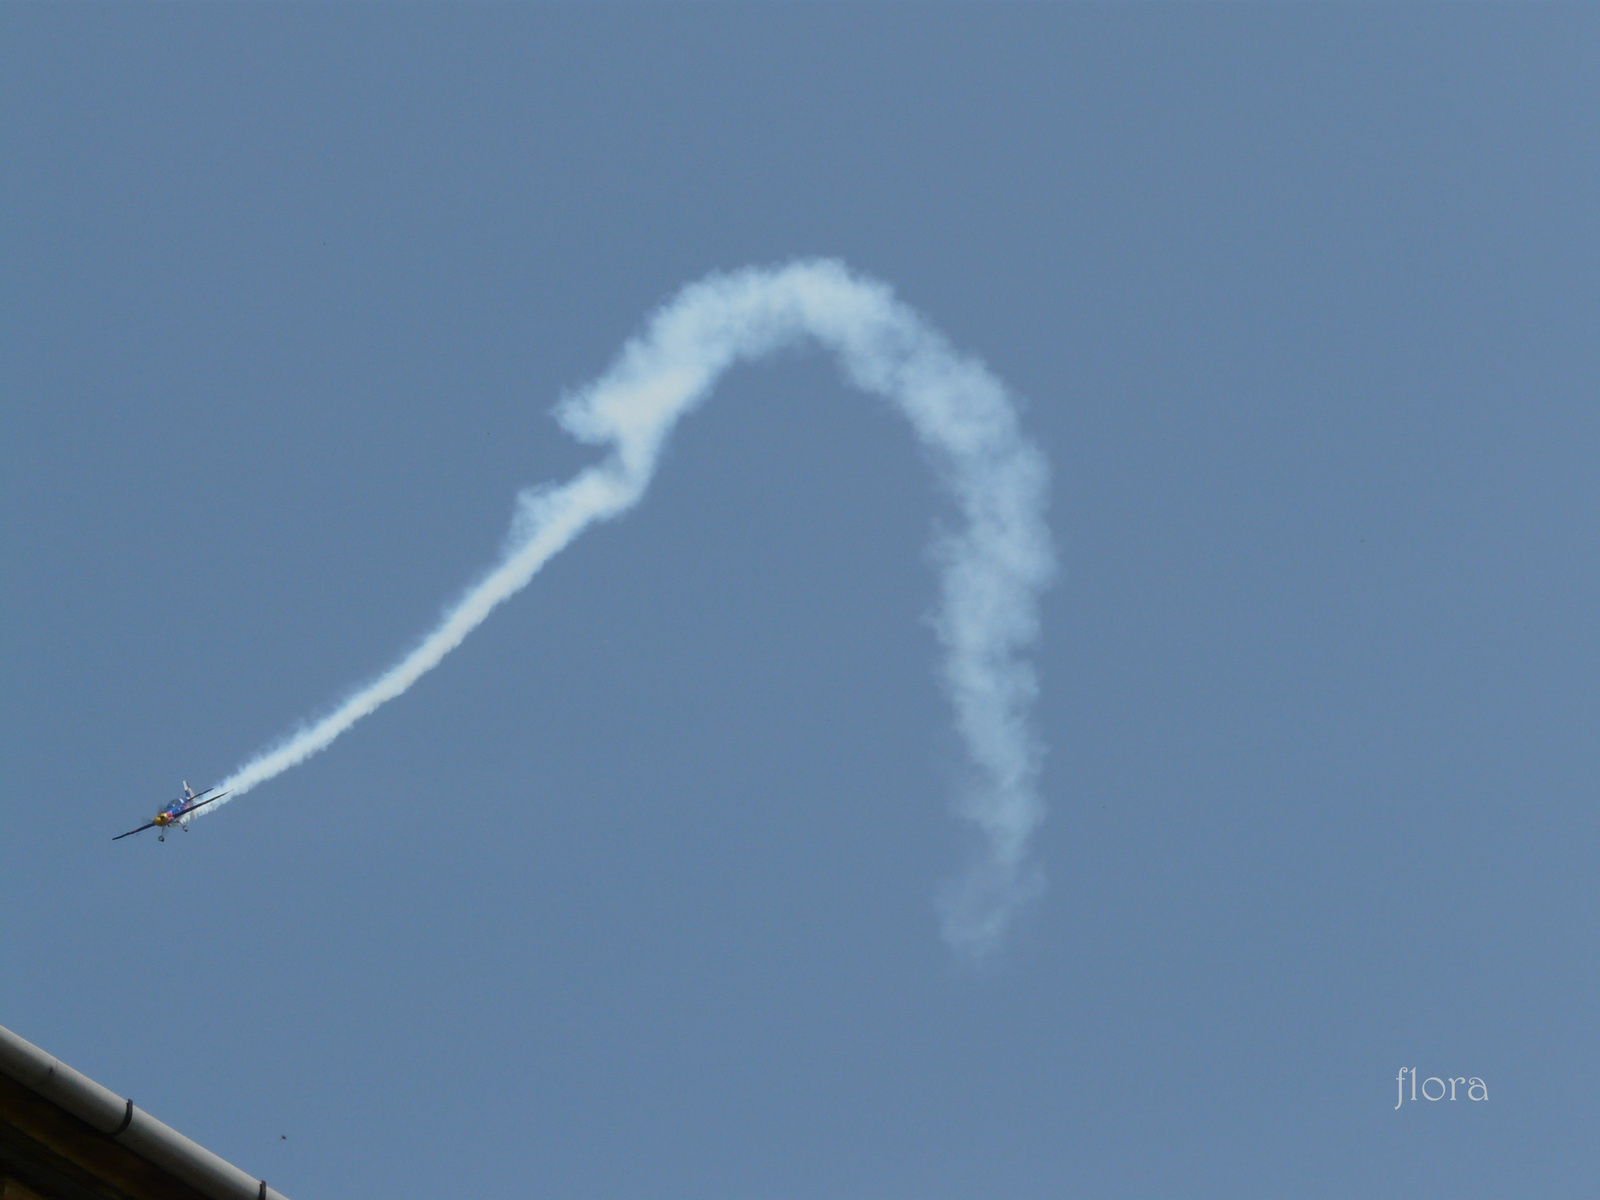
top-left (113, 784), bottom-right (226, 841)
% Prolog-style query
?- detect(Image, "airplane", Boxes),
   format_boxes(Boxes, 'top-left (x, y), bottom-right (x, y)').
top-left (113, 782), bottom-right (228, 842)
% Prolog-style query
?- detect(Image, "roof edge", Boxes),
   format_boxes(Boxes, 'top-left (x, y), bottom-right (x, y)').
top-left (0, 1022), bottom-right (289, 1200)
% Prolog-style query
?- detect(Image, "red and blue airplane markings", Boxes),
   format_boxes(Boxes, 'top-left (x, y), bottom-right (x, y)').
top-left (113, 782), bottom-right (228, 842)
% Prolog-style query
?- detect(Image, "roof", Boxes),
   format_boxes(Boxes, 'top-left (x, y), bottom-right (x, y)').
top-left (0, 1023), bottom-right (288, 1200)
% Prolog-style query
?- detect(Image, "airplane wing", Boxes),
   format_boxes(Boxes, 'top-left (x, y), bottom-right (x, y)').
top-left (113, 821), bottom-right (157, 841)
top-left (179, 792), bottom-right (227, 817)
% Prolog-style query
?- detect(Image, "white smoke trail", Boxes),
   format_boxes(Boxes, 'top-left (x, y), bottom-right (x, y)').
top-left (206, 260), bottom-right (1053, 952)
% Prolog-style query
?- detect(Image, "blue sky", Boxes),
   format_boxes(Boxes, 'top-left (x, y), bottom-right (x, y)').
top-left (3, 6), bottom-right (1597, 1198)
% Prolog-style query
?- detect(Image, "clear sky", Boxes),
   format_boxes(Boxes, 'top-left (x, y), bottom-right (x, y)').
top-left (3, 6), bottom-right (1596, 1199)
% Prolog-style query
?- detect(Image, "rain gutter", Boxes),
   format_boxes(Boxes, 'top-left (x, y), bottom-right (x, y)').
top-left (0, 1022), bottom-right (288, 1200)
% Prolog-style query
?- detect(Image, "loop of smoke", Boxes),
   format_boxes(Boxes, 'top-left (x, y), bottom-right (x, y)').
top-left (207, 260), bottom-right (1054, 953)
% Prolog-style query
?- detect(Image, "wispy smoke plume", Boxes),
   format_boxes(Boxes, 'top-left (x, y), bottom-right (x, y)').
top-left (208, 260), bottom-right (1053, 952)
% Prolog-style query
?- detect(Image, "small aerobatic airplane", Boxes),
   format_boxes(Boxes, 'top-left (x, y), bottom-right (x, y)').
top-left (113, 782), bottom-right (228, 842)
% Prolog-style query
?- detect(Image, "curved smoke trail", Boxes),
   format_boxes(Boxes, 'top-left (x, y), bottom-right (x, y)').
top-left (206, 260), bottom-right (1053, 952)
